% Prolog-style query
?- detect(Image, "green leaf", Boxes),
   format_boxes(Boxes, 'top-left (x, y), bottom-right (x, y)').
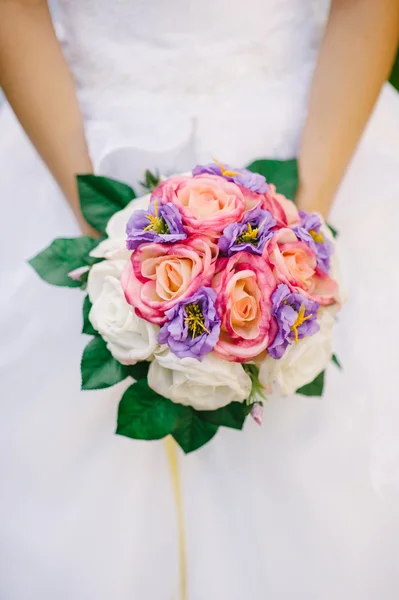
top-left (332, 354), bottom-right (342, 370)
top-left (296, 370), bottom-right (325, 397)
top-left (128, 361), bottom-right (150, 381)
top-left (116, 378), bottom-right (239, 452)
top-left (77, 174), bottom-right (136, 235)
top-left (81, 336), bottom-right (128, 390)
top-left (198, 402), bottom-right (249, 431)
top-left (246, 158), bottom-right (299, 200)
top-left (140, 169), bottom-right (161, 192)
top-left (243, 363), bottom-right (268, 404)
top-left (172, 409), bottom-right (218, 453)
top-left (29, 236), bottom-right (98, 288)
top-left (327, 223), bottom-right (338, 239)
top-left (115, 377), bottom-right (249, 451)
top-left (82, 295), bottom-right (97, 336)
top-left (389, 49), bottom-right (399, 92)
top-left (116, 378), bottom-right (221, 451)
top-left (116, 380), bottom-right (181, 441)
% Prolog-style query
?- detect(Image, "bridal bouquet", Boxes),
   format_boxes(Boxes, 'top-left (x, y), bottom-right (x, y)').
top-left (30, 159), bottom-right (342, 452)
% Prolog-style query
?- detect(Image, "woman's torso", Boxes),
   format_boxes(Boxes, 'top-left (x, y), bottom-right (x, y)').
top-left (56, 0), bottom-right (330, 176)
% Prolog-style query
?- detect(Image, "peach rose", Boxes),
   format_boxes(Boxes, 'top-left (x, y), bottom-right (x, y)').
top-left (260, 184), bottom-right (291, 227)
top-left (273, 189), bottom-right (300, 225)
top-left (212, 252), bottom-right (277, 362)
top-left (266, 229), bottom-right (338, 305)
top-left (238, 183), bottom-right (301, 228)
top-left (238, 185), bottom-right (265, 212)
top-left (152, 174), bottom-right (246, 236)
top-left (121, 236), bottom-right (219, 325)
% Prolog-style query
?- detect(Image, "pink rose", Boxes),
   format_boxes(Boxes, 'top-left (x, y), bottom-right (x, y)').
top-left (271, 185), bottom-right (300, 225)
top-left (261, 184), bottom-right (290, 226)
top-left (266, 229), bottom-right (338, 305)
top-left (121, 236), bottom-right (219, 325)
top-left (242, 184), bottom-right (300, 226)
top-left (212, 252), bottom-right (277, 362)
top-left (153, 174), bottom-right (245, 236)
top-left (238, 185), bottom-right (265, 212)
top-left (233, 182), bottom-right (294, 225)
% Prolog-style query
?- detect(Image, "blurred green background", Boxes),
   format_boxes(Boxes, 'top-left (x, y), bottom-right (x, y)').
top-left (390, 49), bottom-right (399, 91)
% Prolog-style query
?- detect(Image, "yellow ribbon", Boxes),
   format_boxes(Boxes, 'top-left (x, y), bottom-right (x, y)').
top-left (165, 436), bottom-right (187, 600)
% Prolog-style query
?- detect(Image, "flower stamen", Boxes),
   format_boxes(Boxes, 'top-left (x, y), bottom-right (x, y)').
top-left (213, 157), bottom-right (242, 178)
top-left (291, 303), bottom-right (312, 343)
top-left (184, 303), bottom-right (210, 338)
top-left (143, 200), bottom-right (170, 234)
top-left (309, 229), bottom-right (324, 244)
top-left (236, 222), bottom-right (259, 245)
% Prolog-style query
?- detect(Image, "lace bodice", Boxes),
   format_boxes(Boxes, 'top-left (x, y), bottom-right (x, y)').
top-left (59, 0), bottom-right (328, 106)
top-left (57, 0), bottom-right (330, 181)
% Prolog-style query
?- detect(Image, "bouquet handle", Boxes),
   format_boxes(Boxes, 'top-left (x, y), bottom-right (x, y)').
top-left (165, 436), bottom-right (187, 600)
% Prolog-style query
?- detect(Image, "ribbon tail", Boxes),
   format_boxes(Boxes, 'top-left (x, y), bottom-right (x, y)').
top-left (165, 436), bottom-right (187, 600)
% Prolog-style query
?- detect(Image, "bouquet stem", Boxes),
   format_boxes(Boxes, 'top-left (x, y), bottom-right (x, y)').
top-left (165, 436), bottom-right (188, 600)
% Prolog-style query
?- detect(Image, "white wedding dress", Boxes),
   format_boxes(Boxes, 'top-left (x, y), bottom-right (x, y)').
top-left (1, 1), bottom-right (399, 598)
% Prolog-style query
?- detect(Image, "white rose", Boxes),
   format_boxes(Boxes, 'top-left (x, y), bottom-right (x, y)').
top-left (90, 193), bottom-right (151, 260)
top-left (259, 306), bottom-right (336, 396)
top-left (87, 259), bottom-right (159, 364)
top-left (148, 349), bottom-right (252, 411)
top-left (89, 237), bottom-right (131, 261)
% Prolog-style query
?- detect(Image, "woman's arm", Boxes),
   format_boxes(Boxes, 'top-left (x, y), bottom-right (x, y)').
top-left (297, 0), bottom-right (399, 217)
top-left (0, 0), bottom-right (96, 235)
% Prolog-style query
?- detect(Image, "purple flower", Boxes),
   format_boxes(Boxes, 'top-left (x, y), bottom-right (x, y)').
top-left (250, 403), bottom-right (264, 426)
top-left (158, 287), bottom-right (221, 361)
top-left (293, 210), bottom-right (334, 273)
top-left (218, 205), bottom-right (276, 256)
top-left (126, 198), bottom-right (186, 250)
top-left (267, 284), bottom-right (320, 359)
top-left (192, 162), bottom-right (269, 194)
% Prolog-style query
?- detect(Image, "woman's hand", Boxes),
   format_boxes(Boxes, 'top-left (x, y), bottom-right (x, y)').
top-left (297, 0), bottom-right (399, 217)
top-left (295, 182), bottom-right (331, 220)
top-left (0, 1), bottom-right (94, 233)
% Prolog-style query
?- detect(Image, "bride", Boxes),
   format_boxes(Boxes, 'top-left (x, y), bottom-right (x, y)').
top-left (1, 1), bottom-right (399, 598)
